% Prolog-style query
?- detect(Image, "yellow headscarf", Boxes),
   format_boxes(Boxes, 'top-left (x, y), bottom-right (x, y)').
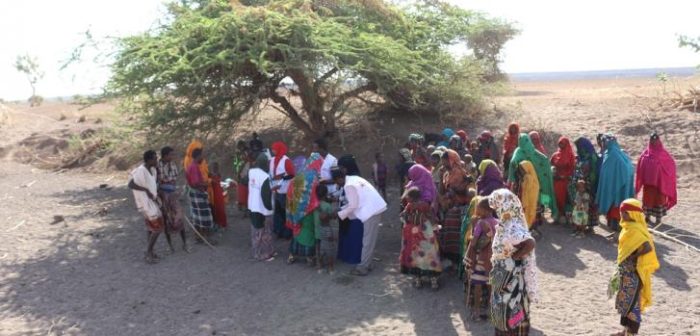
top-left (478, 159), bottom-right (496, 176)
top-left (518, 161), bottom-right (540, 228)
top-left (184, 140), bottom-right (213, 203)
top-left (618, 198), bottom-right (660, 312)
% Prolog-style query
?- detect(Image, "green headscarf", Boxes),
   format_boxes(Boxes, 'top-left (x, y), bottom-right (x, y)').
top-left (508, 133), bottom-right (558, 217)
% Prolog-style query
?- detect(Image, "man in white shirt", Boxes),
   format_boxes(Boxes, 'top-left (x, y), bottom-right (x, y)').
top-left (313, 138), bottom-right (338, 196)
top-left (333, 169), bottom-right (387, 275)
top-left (128, 150), bottom-right (163, 264)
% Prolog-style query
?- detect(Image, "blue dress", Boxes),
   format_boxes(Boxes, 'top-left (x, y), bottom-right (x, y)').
top-left (337, 218), bottom-right (363, 264)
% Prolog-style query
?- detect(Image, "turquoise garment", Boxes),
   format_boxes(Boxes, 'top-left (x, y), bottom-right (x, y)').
top-left (596, 139), bottom-right (634, 214)
top-left (508, 133), bottom-right (558, 217)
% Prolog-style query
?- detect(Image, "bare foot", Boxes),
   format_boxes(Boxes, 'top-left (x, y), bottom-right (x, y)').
top-left (183, 245), bottom-right (192, 253)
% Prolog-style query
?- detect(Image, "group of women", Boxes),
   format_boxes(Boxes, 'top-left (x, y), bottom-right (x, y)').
top-left (396, 125), bottom-right (671, 335)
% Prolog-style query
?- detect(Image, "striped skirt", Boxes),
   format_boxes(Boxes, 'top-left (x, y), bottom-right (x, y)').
top-left (189, 188), bottom-right (213, 229)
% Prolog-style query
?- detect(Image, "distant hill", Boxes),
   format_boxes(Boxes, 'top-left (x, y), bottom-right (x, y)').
top-left (509, 67), bottom-right (697, 82)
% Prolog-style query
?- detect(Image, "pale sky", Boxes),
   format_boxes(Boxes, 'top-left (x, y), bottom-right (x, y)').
top-left (0, 0), bottom-right (698, 100)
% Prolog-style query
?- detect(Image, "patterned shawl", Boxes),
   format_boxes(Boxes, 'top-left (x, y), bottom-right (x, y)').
top-left (488, 189), bottom-right (538, 302)
top-left (286, 153), bottom-right (323, 236)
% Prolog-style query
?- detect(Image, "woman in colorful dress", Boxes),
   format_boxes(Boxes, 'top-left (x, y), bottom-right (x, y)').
top-left (597, 135), bottom-right (634, 231)
top-left (569, 137), bottom-right (599, 229)
top-left (476, 159), bottom-right (505, 197)
top-left (550, 136), bottom-right (575, 224)
top-left (635, 132), bottom-right (677, 225)
top-left (400, 186), bottom-right (442, 290)
top-left (502, 123), bottom-right (520, 179)
top-left (487, 189), bottom-right (537, 336)
top-left (508, 133), bottom-right (558, 221)
top-left (439, 149), bottom-right (473, 270)
top-left (285, 153), bottom-right (324, 265)
top-left (613, 199), bottom-right (660, 336)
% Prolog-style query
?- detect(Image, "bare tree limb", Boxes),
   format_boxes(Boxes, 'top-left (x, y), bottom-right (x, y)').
top-left (313, 67), bottom-right (339, 92)
top-left (329, 82), bottom-right (378, 115)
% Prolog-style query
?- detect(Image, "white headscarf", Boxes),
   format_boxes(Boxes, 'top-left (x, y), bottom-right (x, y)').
top-left (488, 189), bottom-right (538, 302)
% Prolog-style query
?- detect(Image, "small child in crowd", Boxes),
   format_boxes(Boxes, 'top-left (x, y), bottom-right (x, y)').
top-left (399, 187), bottom-right (442, 290)
top-left (372, 153), bottom-right (388, 200)
top-left (316, 185), bottom-right (336, 275)
top-left (209, 162), bottom-right (228, 229)
top-left (464, 197), bottom-right (497, 321)
top-left (571, 179), bottom-right (591, 238)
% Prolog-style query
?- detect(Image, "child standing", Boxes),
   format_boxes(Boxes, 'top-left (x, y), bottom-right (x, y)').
top-left (316, 185), bottom-right (336, 274)
top-left (571, 179), bottom-right (591, 238)
top-left (464, 197), bottom-right (497, 321)
top-left (372, 153), bottom-right (388, 200)
top-left (210, 162), bottom-right (228, 229)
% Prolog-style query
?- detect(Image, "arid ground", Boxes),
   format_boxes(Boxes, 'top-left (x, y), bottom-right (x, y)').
top-left (1, 76), bottom-right (699, 335)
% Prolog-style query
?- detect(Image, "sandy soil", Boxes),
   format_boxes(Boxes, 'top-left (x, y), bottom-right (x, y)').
top-left (1, 77), bottom-right (699, 336)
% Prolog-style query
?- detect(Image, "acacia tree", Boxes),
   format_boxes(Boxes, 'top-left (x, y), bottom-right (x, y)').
top-left (108, 0), bottom-right (517, 138)
top-left (14, 54), bottom-right (44, 106)
top-left (679, 35), bottom-right (700, 53)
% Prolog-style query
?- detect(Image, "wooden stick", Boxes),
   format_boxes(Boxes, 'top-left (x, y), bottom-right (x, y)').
top-left (184, 217), bottom-right (216, 250)
top-left (648, 227), bottom-right (700, 253)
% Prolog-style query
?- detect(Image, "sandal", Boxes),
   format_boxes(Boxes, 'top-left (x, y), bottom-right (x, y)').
top-left (430, 277), bottom-right (439, 290)
top-left (350, 269), bottom-right (368, 276)
top-left (414, 277), bottom-right (423, 289)
top-left (286, 255), bottom-right (296, 265)
top-left (144, 253), bottom-right (159, 264)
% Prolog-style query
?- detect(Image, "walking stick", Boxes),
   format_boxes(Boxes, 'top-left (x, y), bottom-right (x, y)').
top-left (185, 217), bottom-right (216, 250)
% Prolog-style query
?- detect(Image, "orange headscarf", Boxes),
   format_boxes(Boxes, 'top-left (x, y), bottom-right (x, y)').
top-left (184, 140), bottom-right (213, 203)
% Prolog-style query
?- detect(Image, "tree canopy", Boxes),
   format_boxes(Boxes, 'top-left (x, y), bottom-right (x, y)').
top-left (108, 0), bottom-right (517, 138)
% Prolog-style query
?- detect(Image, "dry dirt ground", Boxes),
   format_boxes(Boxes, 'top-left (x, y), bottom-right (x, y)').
top-left (1, 77), bottom-right (699, 336)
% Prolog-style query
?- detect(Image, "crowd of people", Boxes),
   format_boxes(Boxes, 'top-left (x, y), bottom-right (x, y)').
top-left (127, 124), bottom-right (675, 335)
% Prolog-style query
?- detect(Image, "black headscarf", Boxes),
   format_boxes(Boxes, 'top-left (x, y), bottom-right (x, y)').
top-left (338, 154), bottom-right (361, 176)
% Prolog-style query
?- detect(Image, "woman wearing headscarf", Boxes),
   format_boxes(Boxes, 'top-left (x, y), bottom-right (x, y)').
top-left (487, 189), bottom-right (537, 336)
top-left (550, 137), bottom-right (576, 223)
top-left (438, 128), bottom-right (455, 147)
top-left (635, 133), bottom-right (677, 225)
top-left (400, 167), bottom-right (442, 288)
top-left (476, 159), bottom-right (505, 197)
top-left (270, 141), bottom-right (296, 239)
top-left (449, 135), bottom-right (468, 157)
top-left (596, 135), bottom-right (634, 230)
top-left (502, 123), bottom-right (520, 177)
top-left (248, 153), bottom-right (275, 261)
top-left (184, 140), bottom-right (213, 204)
top-left (285, 153), bottom-right (324, 265)
top-left (439, 149), bottom-right (473, 268)
top-left (612, 199), bottom-right (660, 336)
top-left (457, 130), bottom-right (469, 147)
top-left (528, 131), bottom-right (547, 155)
top-left (513, 161), bottom-right (540, 229)
top-left (474, 131), bottom-right (500, 166)
top-left (409, 134), bottom-right (432, 170)
top-left (396, 148), bottom-right (415, 196)
top-left (508, 133), bottom-right (558, 220)
top-left (336, 155), bottom-right (364, 265)
top-left (569, 137), bottom-right (599, 228)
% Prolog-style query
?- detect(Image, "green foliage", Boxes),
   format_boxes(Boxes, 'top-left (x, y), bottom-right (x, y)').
top-left (679, 35), bottom-right (700, 53)
top-left (108, 0), bottom-right (517, 138)
top-left (14, 54), bottom-right (45, 106)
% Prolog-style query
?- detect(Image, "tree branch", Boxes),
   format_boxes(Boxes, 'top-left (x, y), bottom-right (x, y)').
top-left (269, 88), bottom-right (316, 137)
top-left (313, 67), bottom-right (338, 92)
top-left (328, 82), bottom-right (377, 116)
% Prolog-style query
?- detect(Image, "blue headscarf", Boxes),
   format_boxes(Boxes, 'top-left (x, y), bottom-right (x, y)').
top-left (438, 128), bottom-right (455, 147)
top-left (596, 137), bottom-right (634, 214)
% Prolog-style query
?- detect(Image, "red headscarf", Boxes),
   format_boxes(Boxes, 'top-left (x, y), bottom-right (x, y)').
top-left (457, 130), bottom-right (469, 143)
top-left (635, 135), bottom-right (677, 209)
top-left (503, 123), bottom-right (520, 156)
top-left (550, 136), bottom-right (575, 178)
top-left (271, 141), bottom-right (288, 172)
top-left (529, 131), bottom-right (547, 155)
